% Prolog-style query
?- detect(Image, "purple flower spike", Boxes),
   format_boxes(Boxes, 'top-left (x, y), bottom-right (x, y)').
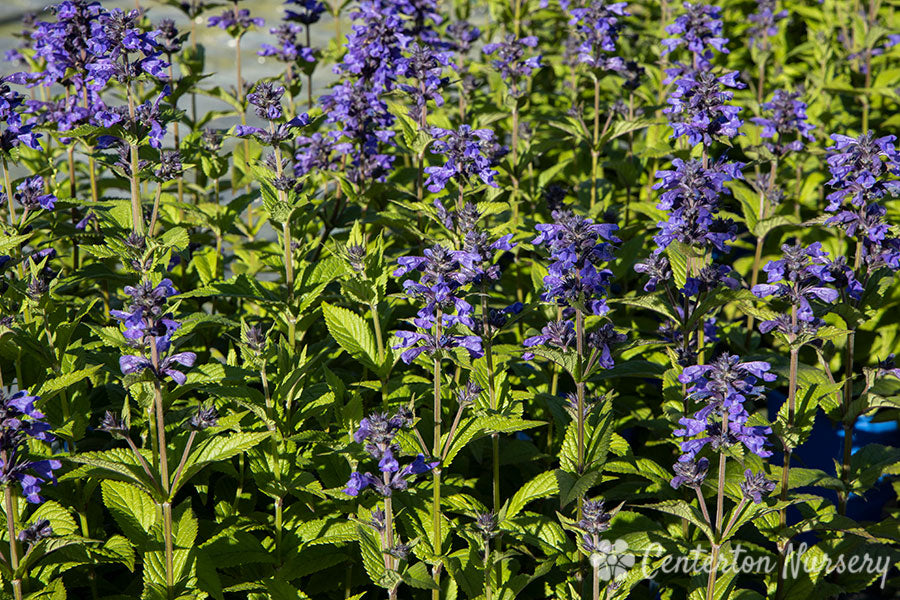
top-left (483, 34), bottom-right (542, 98)
top-left (425, 126), bottom-right (500, 193)
top-left (344, 409), bottom-right (435, 497)
top-left (531, 209), bottom-right (619, 315)
top-left (674, 353), bottom-right (776, 461)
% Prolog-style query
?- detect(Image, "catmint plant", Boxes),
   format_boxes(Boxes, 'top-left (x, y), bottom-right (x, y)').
top-left (528, 208), bottom-right (622, 518)
top-left (345, 409), bottom-right (436, 599)
top-left (0, 389), bottom-right (59, 600)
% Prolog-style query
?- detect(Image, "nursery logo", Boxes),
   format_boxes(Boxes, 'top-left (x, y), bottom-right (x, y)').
top-left (590, 539), bottom-right (636, 580)
top-left (639, 542), bottom-right (891, 588)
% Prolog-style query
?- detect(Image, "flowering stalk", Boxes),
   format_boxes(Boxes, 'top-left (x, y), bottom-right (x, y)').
top-left (1, 156), bottom-right (14, 226)
top-left (480, 285), bottom-right (501, 511)
top-left (431, 308), bottom-right (443, 598)
top-left (705, 411), bottom-right (727, 600)
top-left (575, 307), bottom-right (586, 480)
top-left (125, 85), bottom-right (143, 235)
top-left (4, 482), bottom-right (22, 600)
top-left (167, 62), bottom-right (184, 207)
top-left (148, 340), bottom-right (174, 598)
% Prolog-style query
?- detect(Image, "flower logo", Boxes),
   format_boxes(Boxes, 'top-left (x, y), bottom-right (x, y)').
top-left (590, 539), bottom-right (635, 581)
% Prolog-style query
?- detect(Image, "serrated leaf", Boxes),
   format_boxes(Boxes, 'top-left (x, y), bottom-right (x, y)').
top-left (101, 480), bottom-right (157, 548)
top-left (322, 302), bottom-right (383, 375)
top-left (173, 432), bottom-right (270, 494)
top-left (504, 471), bottom-right (559, 522)
top-left (29, 500), bottom-right (78, 536)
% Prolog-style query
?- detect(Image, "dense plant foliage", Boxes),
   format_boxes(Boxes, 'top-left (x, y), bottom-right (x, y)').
top-left (1, 0), bottom-right (900, 598)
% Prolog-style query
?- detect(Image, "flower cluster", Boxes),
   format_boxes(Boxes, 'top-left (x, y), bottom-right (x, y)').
top-left (259, 23), bottom-right (315, 64)
top-left (28, 0), bottom-right (105, 87)
top-left (437, 202), bottom-right (516, 283)
top-left (752, 90), bottom-right (815, 156)
top-left (446, 21), bottom-right (480, 54)
top-left (208, 7), bottom-right (264, 35)
top-left (674, 354), bottom-right (775, 462)
top-left (740, 469), bottom-right (776, 504)
top-left (824, 132), bottom-right (900, 271)
top-left (567, 1), bottom-right (629, 72)
top-left (483, 35), bottom-right (542, 99)
top-left (0, 75), bottom-right (40, 155)
top-left (572, 497), bottom-right (615, 556)
top-left (344, 409), bottom-right (437, 496)
top-left (531, 209), bottom-right (620, 315)
top-left (397, 43), bottom-right (452, 122)
top-left (285, 0), bottom-right (327, 26)
top-left (235, 82), bottom-right (310, 147)
top-left (662, 2), bottom-right (728, 66)
top-left (317, 1), bottom-right (411, 184)
top-left (11, 176), bottom-right (56, 212)
top-left (85, 8), bottom-right (170, 88)
top-left (392, 244), bottom-right (484, 364)
top-left (747, 0), bottom-right (788, 52)
top-left (751, 242), bottom-right (851, 334)
top-left (425, 126), bottom-right (501, 193)
top-left (113, 279), bottom-right (197, 385)
top-left (664, 70), bottom-right (744, 146)
top-left (0, 390), bottom-right (60, 503)
top-left (650, 158), bottom-right (742, 252)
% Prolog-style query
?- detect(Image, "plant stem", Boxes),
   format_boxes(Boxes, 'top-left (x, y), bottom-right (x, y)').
top-left (149, 182), bottom-right (164, 236)
top-left (706, 445), bottom-right (727, 600)
top-left (235, 30), bottom-right (251, 196)
top-left (838, 240), bottom-right (861, 514)
top-left (371, 302), bottom-right (384, 364)
top-left (776, 307), bottom-right (799, 600)
top-left (721, 498), bottom-right (748, 540)
top-left (162, 501), bottom-right (175, 598)
top-left (271, 129), bottom-right (295, 295)
top-left (306, 26), bottom-right (314, 110)
top-left (126, 84), bottom-right (144, 235)
top-left (590, 77), bottom-right (600, 211)
top-left (714, 448), bottom-right (726, 534)
top-left (480, 285), bottom-right (500, 511)
top-left (432, 309), bottom-right (443, 599)
top-left (168, 61), bottom-right (184, 208)
top-left (4, 483), bottom-right (22, 600)
top-left (127, 436), bottom-right (158, 485)
top-left (171, 431), bottom-right (197, 491)
top-left (575, 308), bottom-right (586, 477)
top-left (484, 535), bottom-right (492, 600)
top-left (695, 486), bottom-right (711, 525)
top-left (150, 340), bottom-right (173, 598)
top-left (705, 543), bottom-right (720, 600)
top-left (3, 156), bottom-right (16, 225)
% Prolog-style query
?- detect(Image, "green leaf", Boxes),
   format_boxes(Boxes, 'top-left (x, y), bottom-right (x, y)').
top-left (555, 469), bottom-right (599, 509)
top-left (732, 181), bottom-right (761, 233)
top-left (402, 562), bottom-right (439, 590)
top-left (66, 448), bottom-right (158, 493)
top-left (610, 295), bottom-right (679, 322)
top-left (173, 432), bottom-right (270, 494)
top-left (101, 480), bottom-right (157, 548)
top-left (175, 506), bottom-right (198, 548)
top-left (29, 500), bottom-right (77, 536)
top-left (91, 535), bottom-right (135, 571)
top-left (35, 366), bottom-right (101, 400)
top-left (666, 241), bottom-right (696, 290)
top-left (753, 214), bottom-right (799, 238)
top-left (504, 471), bottom-right (559, 522)
top-left (645, 499), bottom-right (714, 541)
top-left (356, 523), bottom-right (387, 586)
top-left (23, 579), bottom-right (65, 600)
top-left (321, 302), bottom-right (382, 375)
